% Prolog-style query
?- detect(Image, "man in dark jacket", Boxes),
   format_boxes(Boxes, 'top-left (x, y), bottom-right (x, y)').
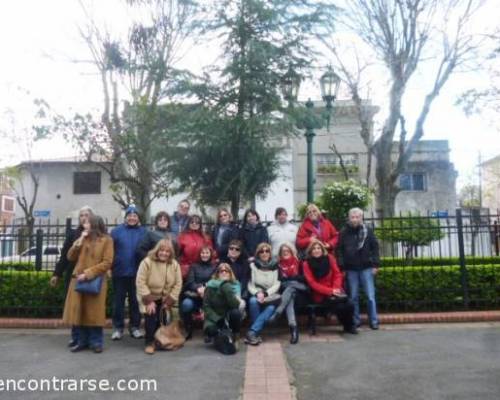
top-left (337, 207), bottom-right (380, 330)
top-left (170, 199), bottom-right (190, 240)
top-left (111, 205), bottom-right (147, 340)
top-left (50, 205), bottom-right (93, 347)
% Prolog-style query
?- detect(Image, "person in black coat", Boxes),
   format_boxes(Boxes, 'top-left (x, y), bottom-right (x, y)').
top-left (239, 209), bottom-right (269, 259)
top-left (136, 211), bottom-right (177, 263)
top-left (49, 205), bottom-right (94, 347)
top-left (337, 207), bottom-right (380, 330)
top-left (212, 208), bottom-right (239, 257)
top-left (180, 246), bottom-right (217, 339)
top-left (219, 239), bottom-right (250, 300)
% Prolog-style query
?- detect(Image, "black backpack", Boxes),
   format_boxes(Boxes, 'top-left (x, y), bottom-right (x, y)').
top-left (214, 321), bottom-right (237, 355)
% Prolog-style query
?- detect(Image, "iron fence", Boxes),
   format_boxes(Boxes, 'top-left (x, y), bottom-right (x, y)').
top-left (0, 208), bottom-right (499, 317)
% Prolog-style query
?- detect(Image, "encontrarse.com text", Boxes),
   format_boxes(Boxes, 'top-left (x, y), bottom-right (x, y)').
top-left (0, 377), bottom-right (157, 392)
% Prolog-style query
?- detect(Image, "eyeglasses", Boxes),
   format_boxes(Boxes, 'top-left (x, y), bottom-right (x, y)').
top-left (218, 269), bottom-right (230, 274)
top-left (259, 249), bottom-right (271, 254)
top-left (229, 246), bottom-right (241, 251)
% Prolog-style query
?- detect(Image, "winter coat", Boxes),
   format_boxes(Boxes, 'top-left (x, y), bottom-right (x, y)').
top-left (62, 235), bottom-right (114, 327)
top-left (111, 223), bottom-right (147, 277)
top-left (247, 260), bottom-right (280, 297)
top-left (53, 226), bottom-right (84, 292)
top-left (170, 212), bottom-right (189, 239)
top-left (203, 279), bottom-right (241, 333)
top-left (135, 257), bottom-right (182, 314)
top-left (178, 230), bottom-right (215, 279)
top-left (296, 217), bottom-right (339, 254)
top-left (220, 254), bottom-right (250, 298)
top-left (184, 261), bottom-right (217, 293)
top-left (267, 222), bottom-right (298, 257)
top-left (302, 254), bottom-right (344, 304)
top-left (136, 228), bottom-right (177, 263)
top-left (337, 225), bottom-right (380, 271)
top-left (212, 223), bottom-right (239, 256)
top-left (239, 223), bottom-right (269, 257)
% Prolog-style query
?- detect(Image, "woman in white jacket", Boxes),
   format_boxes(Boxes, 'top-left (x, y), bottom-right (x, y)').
top-left (244, 243), bottom-right (280, 346)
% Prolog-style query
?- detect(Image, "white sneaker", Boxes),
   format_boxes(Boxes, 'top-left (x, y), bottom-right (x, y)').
top-left (130, 328), bottom-right (144, 339)
top-left (111, 330), bottom-right (123, 341)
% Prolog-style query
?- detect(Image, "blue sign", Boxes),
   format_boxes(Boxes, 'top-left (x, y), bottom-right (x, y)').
top-left (431, 211), bottom-right (448, 218)
top-left (34, 210), bottom-right (51, 218)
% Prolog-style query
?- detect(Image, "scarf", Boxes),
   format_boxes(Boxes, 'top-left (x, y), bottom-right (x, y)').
top-left (349, 223), bottom-right (368, 250)
top-left (308, 255), bottom-right (331, 280)
top-left (254, 257), bottom-right (278, 271)
top-left (279, 256), bottom-right (300, 278)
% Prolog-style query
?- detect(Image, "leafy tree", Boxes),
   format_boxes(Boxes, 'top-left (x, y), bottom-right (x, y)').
top-left (377, 213), bottom-right (445, 261)
top-left (459, 183), bottom-right (481, 208)
top-left (171, 0), bottom-right (336, 218)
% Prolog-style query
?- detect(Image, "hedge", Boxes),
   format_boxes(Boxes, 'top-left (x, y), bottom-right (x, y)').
top-left (1, 266), bottom-right (499, 317)
top-left (0, 271), bottom-right (114, 318)
top-left (0, 262), bottom-right (35, 271)
top-left (380, 256), bottom-right (500, 268)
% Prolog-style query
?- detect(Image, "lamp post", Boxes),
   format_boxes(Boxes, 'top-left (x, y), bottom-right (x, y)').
top-left (281, 65), bottom-right (341, 203)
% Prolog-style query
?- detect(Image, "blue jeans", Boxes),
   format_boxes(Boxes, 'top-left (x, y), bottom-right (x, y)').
top-left (112, 276), bottom-right (141, 331)
top-left (346, 268), bottom-right (378, 326)
top-left (181, 297), bottom-right (202, 315)
top-left (70, 326), bottom-right (79, 343)
top-left (248, 296), bottom-right (276, 335)
top-left (77, 326), bottom-right (103, 348)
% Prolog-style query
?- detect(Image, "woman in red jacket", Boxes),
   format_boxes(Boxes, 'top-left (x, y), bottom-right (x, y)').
top-left (178, 215), bottom-right (215, 279)
top-left (302, 239), bottom-right (357, 334)
top-left (296, 204), bottom-right (339, 256)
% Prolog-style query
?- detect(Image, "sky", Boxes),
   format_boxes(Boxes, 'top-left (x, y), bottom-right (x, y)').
top-left (0, 0), bottom-right (499, 190)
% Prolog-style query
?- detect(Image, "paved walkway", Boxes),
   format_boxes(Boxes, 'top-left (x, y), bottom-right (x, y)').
top-left (1, 323), bottom-right (499, 399)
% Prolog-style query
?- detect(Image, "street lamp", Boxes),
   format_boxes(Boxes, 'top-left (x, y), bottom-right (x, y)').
top-left (281, 65), bottom-right (341, 203)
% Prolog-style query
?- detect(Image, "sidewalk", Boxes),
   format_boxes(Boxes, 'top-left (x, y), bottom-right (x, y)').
top-left (1, 310), bottom-right (500, 329)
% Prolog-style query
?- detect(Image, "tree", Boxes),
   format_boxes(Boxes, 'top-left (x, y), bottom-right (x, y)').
top-left (377, 213), bottom-right (445, 261)
top-left (321, 0), bottom-right (486, 217)
top-left (459, 183), bottom-right (481, 208)
top-left (58, 0), bottom-right (202, 219)
top-left (171, 0), bottom-right (337, 218)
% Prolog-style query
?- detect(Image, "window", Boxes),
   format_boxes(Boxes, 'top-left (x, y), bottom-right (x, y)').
top-left (316, 153), bottom-right (359, 167)
top-left (73, 172), bottom-right (101, 194)
top-left (400, 173), bottom-right (426, 191)
top-left (2, 196), bottom-right (15, 212)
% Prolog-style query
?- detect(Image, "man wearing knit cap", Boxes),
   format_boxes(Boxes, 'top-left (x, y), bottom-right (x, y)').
top-left (110, 205), bottom-right (147, 340)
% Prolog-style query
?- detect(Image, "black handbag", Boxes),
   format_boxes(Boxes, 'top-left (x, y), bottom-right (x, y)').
top-left (75, 275), bottom-right (104, 295)
top-left (214, 322), bottom-right (237, 355)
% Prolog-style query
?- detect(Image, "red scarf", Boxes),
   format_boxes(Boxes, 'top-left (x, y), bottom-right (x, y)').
top-left (279, 256), bottom-right (300, 278)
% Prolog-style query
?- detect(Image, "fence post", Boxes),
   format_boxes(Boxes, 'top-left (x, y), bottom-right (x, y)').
top-left (65, 218), bottom-right (72, 242)
top-left (35, 229), bottom-right (43, 271)
top-left (494, 220), bottom-right (499, 256)
top-left (456, 208), bottom-right (469, 309)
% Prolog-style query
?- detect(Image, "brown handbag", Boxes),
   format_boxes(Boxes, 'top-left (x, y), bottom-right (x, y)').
top-left (154, 309), bottom-right (185, 351)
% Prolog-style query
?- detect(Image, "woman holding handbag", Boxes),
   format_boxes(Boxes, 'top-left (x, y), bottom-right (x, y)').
top-left (136, 239), bottom-right (182, 355)
top-left (63, 215), bottom-right (113, 353)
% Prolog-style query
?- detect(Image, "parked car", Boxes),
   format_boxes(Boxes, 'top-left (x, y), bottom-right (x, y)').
top-left (0, 246), bottom-right (62, 270)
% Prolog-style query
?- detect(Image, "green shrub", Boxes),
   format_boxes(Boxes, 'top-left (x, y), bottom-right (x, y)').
top-left (380, 256), bottom-right (500, 267)
top-left (0, 271), bottom-right (114, 318)
top-left (0, 262), bottom-right (35, 271)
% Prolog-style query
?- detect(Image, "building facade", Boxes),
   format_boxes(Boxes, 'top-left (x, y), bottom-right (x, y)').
top-left (481, 155), bottom-right (500, 213)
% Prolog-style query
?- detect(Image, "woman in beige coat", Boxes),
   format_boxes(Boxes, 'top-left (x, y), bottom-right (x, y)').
top-left (63, 215), bottom-right (113, 353)
top-left (136, 239), bottom-right (182, 354)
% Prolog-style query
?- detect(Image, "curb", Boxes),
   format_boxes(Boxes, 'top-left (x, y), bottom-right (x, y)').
top-left (1, 310), bottom-right (499, 329)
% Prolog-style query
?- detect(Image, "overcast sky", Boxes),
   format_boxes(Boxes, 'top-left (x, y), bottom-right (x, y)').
top-left (1, 0), bottom-right (499, 189)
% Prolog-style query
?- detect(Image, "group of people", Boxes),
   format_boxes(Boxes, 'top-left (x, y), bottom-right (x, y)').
top-left (50, 200), bottom-right (380, 355)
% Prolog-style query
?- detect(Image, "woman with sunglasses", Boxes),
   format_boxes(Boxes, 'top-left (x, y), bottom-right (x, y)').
top-left (178, 215), bottom-right (215, 280)
top-left (220, 239), bottom-right (250, 299)
top-left (296, 204), bottom-right (339, 257)
top-left (212, 208), bottom-right (239, 257)
top-left (245, 243), bottom-right (280, 346)
top-left (203, 263), bottom-right (244, 351)
top-left (181, 246), bottom-right (217, 340)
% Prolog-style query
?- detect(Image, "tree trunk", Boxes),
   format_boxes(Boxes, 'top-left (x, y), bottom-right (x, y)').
top-left (231, 192), bottom-right (240, 223)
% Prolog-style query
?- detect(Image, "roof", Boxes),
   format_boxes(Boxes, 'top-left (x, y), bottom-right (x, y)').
top-left (481, 154), bottom-right (500, 167)
top-left (17, 154), bottom-right (111, 166)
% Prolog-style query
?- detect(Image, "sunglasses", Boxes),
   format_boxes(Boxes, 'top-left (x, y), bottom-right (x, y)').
top-left (229, 246), bottom-right (241, 251)
top-left (218, 269), bottom-right (230, 274)
top-left (259, 249), bottom-right (271, 254)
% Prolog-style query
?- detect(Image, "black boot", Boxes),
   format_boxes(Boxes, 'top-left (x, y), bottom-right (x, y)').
top-left (290, 325), bottom-right (299, 345)
top-left (183, 316), bottom-right (193, 340)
